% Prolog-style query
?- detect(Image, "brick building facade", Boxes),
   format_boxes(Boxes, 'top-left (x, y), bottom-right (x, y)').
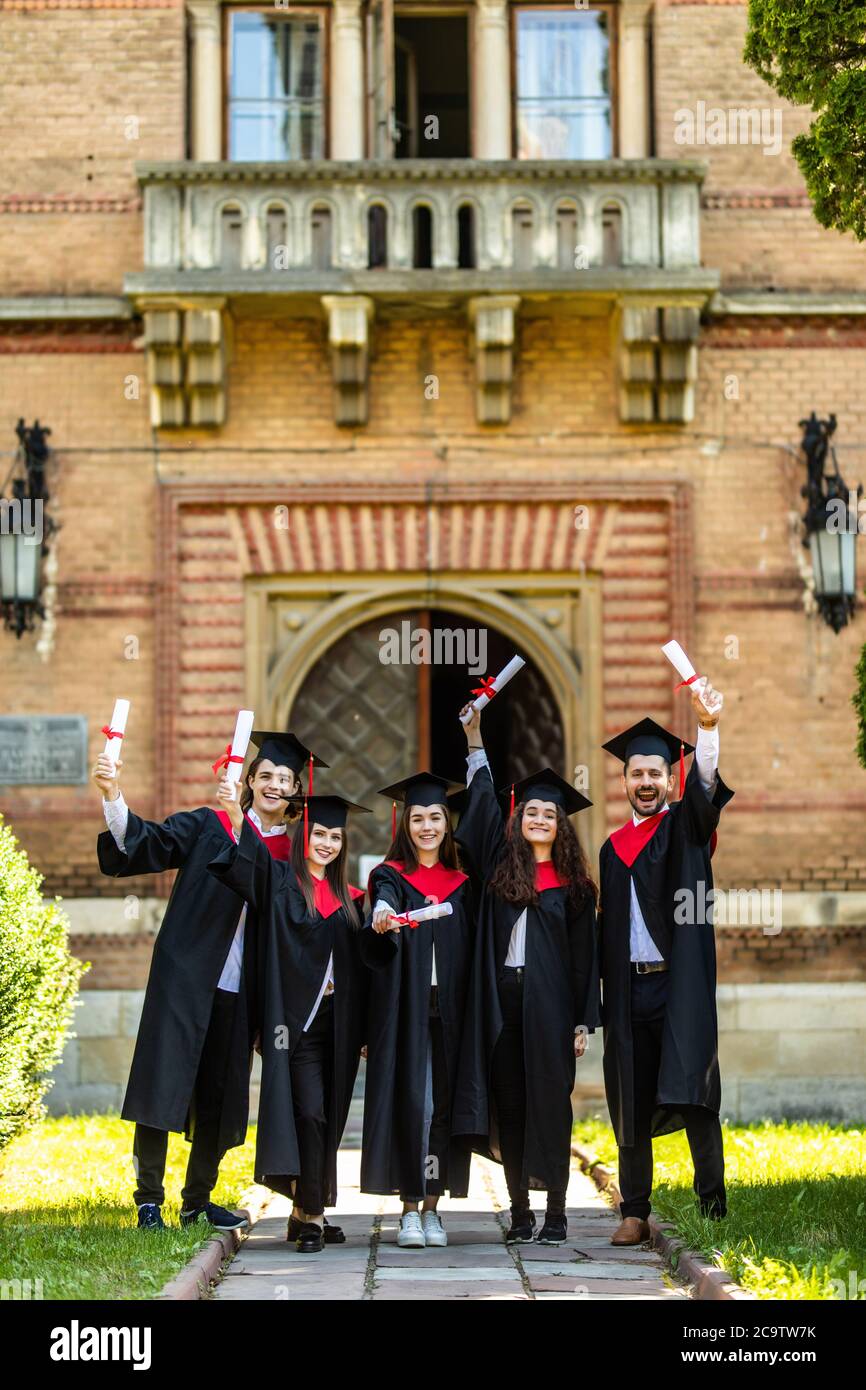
top-left (1, 0), bottom-right (864, 1121)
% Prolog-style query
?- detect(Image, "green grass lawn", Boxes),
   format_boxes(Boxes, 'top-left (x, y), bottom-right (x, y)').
top-left (0, 1114), bottom-right (258, 1301)
top-left (573, 1116), bottom-right (866, 1300)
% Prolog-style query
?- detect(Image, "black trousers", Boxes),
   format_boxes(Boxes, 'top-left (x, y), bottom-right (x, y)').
top-left (400, 987), bottom-right (451, 1204)
top-left (491, 968), bottom-right (567, 1217)
top-left (618, 970), bottom-right (726, 1221)
top-left (290, 992), bottom-right (334, 1216)
top-left (133, 987), bottom-right (238, 1208)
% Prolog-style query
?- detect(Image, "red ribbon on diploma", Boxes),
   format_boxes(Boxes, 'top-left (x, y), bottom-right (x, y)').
top-left (101, 726), bottom-right (124, 741)
top-left (471, 676), bottom-right (498, 701)
top-left (673, 673), bottom-right (703, 692)
top-left (211, 745), bottom-right (245, 776)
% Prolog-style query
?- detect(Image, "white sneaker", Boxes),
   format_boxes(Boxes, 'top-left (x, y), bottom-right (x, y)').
top-left (421, 1210), bottom-right (447, 1247)
top-left (397, 1211), bottom-right (426, 1248)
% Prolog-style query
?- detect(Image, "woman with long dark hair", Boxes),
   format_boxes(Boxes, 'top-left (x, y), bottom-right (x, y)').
top-left (359, 772), bottom-right (474, 1249)
top-left (453, 704), bottom-right (600, 1246)
top-left (209, 778), bottom-right (370, 1254)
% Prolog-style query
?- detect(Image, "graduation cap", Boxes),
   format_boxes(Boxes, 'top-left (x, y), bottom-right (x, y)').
top-left (500, 767), bottom-right (593, 820)
top-left (377, 771), bottom-right (465, 839)
top-left (248, 730), bottom-right (329, 775)
top-left (602, 717), bottom-right (695, 797)
top-left (301, 794), bottom-right (372, 831)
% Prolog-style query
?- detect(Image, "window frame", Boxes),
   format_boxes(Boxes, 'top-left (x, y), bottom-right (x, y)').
top-left (510, 1), bottom-right (618, 162)
top-left (222, 4), bottom-right (331, 162)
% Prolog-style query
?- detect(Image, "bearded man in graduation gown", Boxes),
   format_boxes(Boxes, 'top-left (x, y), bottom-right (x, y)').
top-left (598, 681), bottom-right (734, 1245)
top-left (92, 730), bottom-right (320, 1232)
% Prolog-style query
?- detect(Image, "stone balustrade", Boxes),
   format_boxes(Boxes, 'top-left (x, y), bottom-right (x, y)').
top-left (139, 158), bottom-right (706, 276)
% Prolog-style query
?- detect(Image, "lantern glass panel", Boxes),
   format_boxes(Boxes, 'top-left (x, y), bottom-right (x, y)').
top-left (16, 533), bottom-right (41, 602)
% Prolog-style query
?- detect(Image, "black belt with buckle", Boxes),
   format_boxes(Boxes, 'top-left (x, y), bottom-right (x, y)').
top-left (633, 960), bottom-right (668, 974)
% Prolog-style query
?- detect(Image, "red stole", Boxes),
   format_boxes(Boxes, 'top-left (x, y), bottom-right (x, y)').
top-left (312, 876), bottom-right (364, 920)
top-left (384, 859), bottom-right (468, 900)
top-left (535, 860), bottom-right (566, 892)
top-left (610, 806), bottom-right (718, 867)
top-left (212, 809), bottom-right (292, 861)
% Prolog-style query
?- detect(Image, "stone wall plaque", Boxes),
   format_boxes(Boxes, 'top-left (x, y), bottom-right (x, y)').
top-left (0, 715), bottom-right (89, 785)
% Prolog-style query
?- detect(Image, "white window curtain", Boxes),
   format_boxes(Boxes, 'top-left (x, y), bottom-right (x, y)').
top-left (229, 12), bottom-right (324, 160)
top-left (516, 9), bottom-right (611, 160)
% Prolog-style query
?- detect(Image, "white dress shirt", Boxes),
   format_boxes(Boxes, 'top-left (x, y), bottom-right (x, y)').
top-left (629, 724), bottom-right (719, 962)
top-left (102, 794), bottom-right (287, 993)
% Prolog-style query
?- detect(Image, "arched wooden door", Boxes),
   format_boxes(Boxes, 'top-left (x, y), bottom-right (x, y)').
top-left (288, 607), bottom-right (565, 878)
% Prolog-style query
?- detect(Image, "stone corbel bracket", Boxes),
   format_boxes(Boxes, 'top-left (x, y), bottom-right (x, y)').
top-left (616, 296), bottom-right (702, 425)
top-left (468, 294), bottom-right (521, 425)
top-left (140, 296), bottom-right (229, 427)
top-left (321, 294), bottom-right (375, 426)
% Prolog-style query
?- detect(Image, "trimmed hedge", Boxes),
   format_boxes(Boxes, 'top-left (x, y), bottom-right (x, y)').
top-left (0, 814), bottom-right (85, 1152)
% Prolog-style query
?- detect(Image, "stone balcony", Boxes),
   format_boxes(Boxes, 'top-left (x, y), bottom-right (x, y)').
top-left (125, 159), bottom-right (719, 429)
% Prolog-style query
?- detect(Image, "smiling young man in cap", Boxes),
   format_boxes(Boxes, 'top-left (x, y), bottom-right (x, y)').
top-left (599, 682), bottom-right (734, 1245)
top-left (92, 729), bottom-right (323, 1232)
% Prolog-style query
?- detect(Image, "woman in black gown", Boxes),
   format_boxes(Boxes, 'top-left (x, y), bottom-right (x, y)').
top-left (453, 704), bottom-right (600, 1246)
top-left (210, 778), bottom-right (370, 1254)
top-left (359, 771), bottom-right (474, 1250)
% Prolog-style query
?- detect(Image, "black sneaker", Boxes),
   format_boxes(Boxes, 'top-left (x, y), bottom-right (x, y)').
top-left (536, 1214), bottom-right (567, 1245)
top-left (296, 1221), bottom-right (325, 1253)
top-left (137, 1203), bottom-right (166, 1231)
top-left (180, 1202), bottom-right (249, 1232)
top-left (287, 1215), bottom-right (345, 1245)
top-left (505, 1209), bottom-right (536, 1244)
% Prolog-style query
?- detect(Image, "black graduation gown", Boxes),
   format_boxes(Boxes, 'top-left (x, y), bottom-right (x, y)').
top-left (358, 859), bottom-right (475, 1198)
top-left (599, 761), bottom-right (735, 1148)
top-left (452, 763), bottom-right (601, 1193)
top-left (207, 817), bottom-right (368, 1206)
top-left (96, 806), bottom-right (266, 1152)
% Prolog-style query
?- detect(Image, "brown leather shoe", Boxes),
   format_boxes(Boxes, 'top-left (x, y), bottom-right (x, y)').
top-left (610, 1216), bottom-right (651, 1246)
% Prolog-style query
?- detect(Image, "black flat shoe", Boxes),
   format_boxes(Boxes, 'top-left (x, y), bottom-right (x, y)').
top-left (296, 1221), bottom-right (325, 1253)
top-left (536, 1214), bottom-right (567, 1245)
top-left (287, 1215), bottom-right (345, 1244)
top-left (505, 1209), bottom-right (536, 1244)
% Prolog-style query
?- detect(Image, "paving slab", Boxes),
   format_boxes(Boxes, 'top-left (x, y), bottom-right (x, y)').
top-left (211, 1146), bottom-right (690, 1302)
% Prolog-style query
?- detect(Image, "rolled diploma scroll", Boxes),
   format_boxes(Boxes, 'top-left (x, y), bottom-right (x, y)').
top-left (661, 640), bottom-right (714, 714)
top-left (225, 709), bottom-right (256, 791)
top-left (392, 901), bottom-right (454, 929)
top-left (458, 655), bottom-right (526, 724)
top-left (102, 699), bottom-right (130, 764)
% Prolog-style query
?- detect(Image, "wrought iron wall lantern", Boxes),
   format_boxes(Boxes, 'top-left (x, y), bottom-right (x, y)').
top-left (800, 412), bottom-right (862, 633)
top-left (0, 420), bottom-right (56, 638)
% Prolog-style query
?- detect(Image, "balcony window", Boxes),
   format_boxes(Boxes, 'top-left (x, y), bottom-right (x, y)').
top-left (511, 204), bottom-right (535, 270)
top-left (457, 204), bottom-right (476, 269)
top-left (311, 205), bottom-right (333, 269)
top-left (266, 205), bottom-right (288, 269)
top-left (227, 9), bottom-right (325, 160)
top-left (368, 205), bottom-right (388, 268)
top-left (514, 7), bottom-right (612, 160)
top-left (555, 205), bottom-right (578, 270)
top-left (412, 206), bottom-right (433, 269)
top-left (601, 203), bottom-right (623, 266)
top-left (220, 205), bottom-right (243, 269)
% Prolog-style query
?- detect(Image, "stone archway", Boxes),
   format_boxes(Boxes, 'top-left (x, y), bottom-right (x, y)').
top-left (246, 572), bottom-right (605, 855)
top-left (286, 605), bottom-right (568, 871)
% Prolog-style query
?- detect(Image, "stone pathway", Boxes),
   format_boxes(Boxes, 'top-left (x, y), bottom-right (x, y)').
top-left (213, 1148), bottom-right (691, 1302)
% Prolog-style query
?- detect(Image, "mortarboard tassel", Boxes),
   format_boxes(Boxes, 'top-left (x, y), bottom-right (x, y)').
top-left (679, 740), bottom-right (685, 799)
top-left (509, 783), bottom-right (515, 818)
top-left (391, 799), bottom-right (397, 840)
top-left (303, 755), bottom-right (314, 857)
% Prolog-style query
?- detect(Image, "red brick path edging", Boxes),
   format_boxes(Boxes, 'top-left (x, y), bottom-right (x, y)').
top-left (156, 1186), bottom-right (273, 1301)
top-left (571, 1142), bottom-right (755, 1302)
